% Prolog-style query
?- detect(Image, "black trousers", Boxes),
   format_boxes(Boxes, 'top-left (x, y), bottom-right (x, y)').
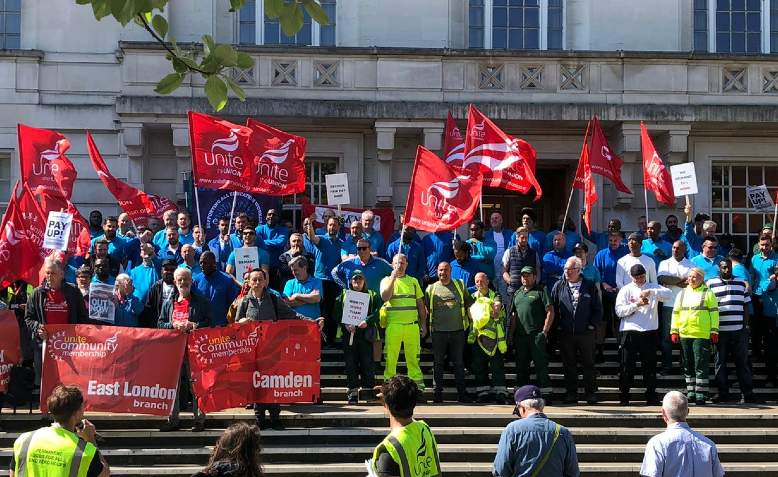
top-left (343, 329), bottom-right (375, 393)
top-left (715, 329), bottom-right (753, 396)
top-left (432, 330), bottom-right (466, 394)
top-left (321, 280), bottom-right (341, 343)
top-left (618, 330), bottom-right (658, 398)
top-left (254, 403), bottom-right (280, 421)
top-left (559, 331), bottom-right (596, 396)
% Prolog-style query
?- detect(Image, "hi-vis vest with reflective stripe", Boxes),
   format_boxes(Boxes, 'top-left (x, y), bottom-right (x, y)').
top-left (671, 284), bottom-right (720, 339)
top-left (372, 420), bottom-right (441, 477)
top-left (381, 276), bottom-right (422, 325)
top-left (13, 425), bottom-right (98, 477)
top-left (468, 289), bottom-right (507, 356)
top-left (426, 279), bottom-right (468, 331)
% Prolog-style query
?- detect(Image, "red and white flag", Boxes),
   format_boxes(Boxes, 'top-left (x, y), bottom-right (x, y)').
top-left (245, 118), bottom-right (307, 196)
top-left (87, 132), bottom-right (177, 222)
top-left (403, 146), bottom-right (483, 233)
top-left (588, 116), bottom-right (632, 194)
top-left (443, 112), bottom-right (465, 168)
top-left (18, 124), bottom-right (77, 199)
top-left (573, 132), bottom-right (599, 234)
top-left (0, 183), bottom-right (40, 285)
top-left (640, 122), bottom-right (676, 207)
top-left (189, 111), bottom-right (256, 193)
top-left (462, 105), bottom-right (542, 200)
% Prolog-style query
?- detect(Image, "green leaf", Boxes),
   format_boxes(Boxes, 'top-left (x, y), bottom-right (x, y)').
top-left (150, 0), bottom-right (168, 10)
top-left (204, 75), bottom-right (228, 111)
top-left (76, 0), bottom-right (92, 5)
top-left (111, 0), bottom-right (137, 25)
top-left (264, 0), bottom-right (283, 18)
top-left (229, 0), bottom-right (247, 12)
top-left (91, 0), bottom-right (112, 20)
top-left (223, 76), bottom-right (247, 102)
top-left (202, 34), bottom-right (216, 56)
top-left (302, 0), bottom-right (329, 25)
top-left (279, 3), bottom-right (304, 36)
top-left (135, 0), bottom-right (153, 12)
top-left (213, 44), bottom-right (238, 67)
top-left (172, 57), bottom-right (188, 74)
top-left (155, 72), bottom-right (184, 94)
top-left (142, 11), bottom-right (152, 22)
top-left (236, 52), bottom-right (254, 70)
top-left (152, 14), bottom-right (168, 38)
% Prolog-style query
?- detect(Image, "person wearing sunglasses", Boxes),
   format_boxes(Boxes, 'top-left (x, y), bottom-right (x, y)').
top-left (332, 239), bottom-right (392, 295)
top-left (690, 236), bottom-right (724, 281)
top-left (225, 227), bottom-right (270, 283)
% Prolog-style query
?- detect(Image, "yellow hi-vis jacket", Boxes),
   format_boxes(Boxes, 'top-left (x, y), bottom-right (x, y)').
top-left (467, 288), bottom-right (507, 356)
top-left (379, 275), bottom-right (423, 327)
top-left (671, 284), bottom-right (720, 338)
top-left (371, 420), bottom-right (441, 477)
top-left (13, 425), bottom-right (98, 477)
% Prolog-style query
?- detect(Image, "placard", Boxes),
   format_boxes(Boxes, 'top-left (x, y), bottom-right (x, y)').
top-left (325, 173), bottom-right (350, 206)
top-left (89, 282), bottom-right (116, 324)
top-left (341, 290), bottom-right (370, 326)
top-left (43, 211), bottom-right (73, 251)
top-left (746, 185), bottom-right (776, 213)
top-left (670, 163), bottom-right (698, 196)
top-left (234, 247), bottom-right (259, 283)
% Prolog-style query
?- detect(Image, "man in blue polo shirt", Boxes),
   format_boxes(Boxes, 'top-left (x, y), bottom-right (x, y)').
top-left (90, 216), bottom-right (126, 265)
top-left (361, 210), bottom-right (385, 257)
top-left (682, 203), bottom-right (717, 258)
top-left (422, 230), bottom-right (455, 285)
top-left (255, 208), bottom-right (289, 289)
top-left (340, 220), bottom-right (365, 260)
top-left (152, 209), bottom-right (178, 249)
top-left (307, 214), bottom-right (345, 343)
top-left (385, 226), bottom-right (426, 285)
top-left (451, 240), bottom-right (481, 290)
top-left (542, 232), bottom-right (571, 290)
top-left (283, 256), bottom-right (323, 320)
top-left (226, 227), bottom-right (270, 282)
top-left (176, 211), bottom-right (195, 246)
top-left (332, 238), bottom-right (392, 294)
top-left (229, 213), bottom-right (250, 249)
top-left (194, 251), bottom-right (240, 326)
top-left (207, 216), bottom-right (234, 271)
top-left (641, 221), bottom-right (672, 269)
top-left (583, 217), bottom-right (624, 252)
top-left (750, 234), bottom-right (778, 364)
top-left (690, 236), bottom-right (723, 281)
top-left (130, 243), bottom-right (161, 303)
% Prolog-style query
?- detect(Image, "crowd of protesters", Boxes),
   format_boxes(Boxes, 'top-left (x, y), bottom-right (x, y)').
top-left (3, 200), bottom-right (778, 431)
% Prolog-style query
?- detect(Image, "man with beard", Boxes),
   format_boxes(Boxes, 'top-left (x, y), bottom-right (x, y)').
top-left (153, 209), bottom-right (178, 249)
top-left (662, 214), bottom-right (683, 243)
top-left (616, 233), bottom-right (657, 289)
top-left (194, 251), bottom-right (240, 326)
top-left (141, 259), bottom-right (178, 327)
top-left (89, 239), bottom-right (121, 279)
top-left (88, 210), bottom-right (103, 239)
top-left (176, 211), bottom-right (195, 246)
top-left (89, 216), bottom-right (126, 266)
top-left (583, 217), bottom-right (625, 252)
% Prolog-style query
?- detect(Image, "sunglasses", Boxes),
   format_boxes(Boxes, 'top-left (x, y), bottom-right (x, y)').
top-left (357, 246), bottom-right (369, 250)
top-left (243, 231), bottom-right (255, 236)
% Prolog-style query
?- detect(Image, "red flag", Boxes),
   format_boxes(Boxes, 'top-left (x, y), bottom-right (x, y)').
top-left (403, 146), bottom-right (483, 233)
top-left (573, 134), bottom-right (598, 234)
top-left (37, 192), bottom-right (92, 257)
top-left (86, 132), bottom-right (177, 222)
top-left (0, 310), bottom-right (21, 393)
top-left (640, 123), bottom-right (676, 207)
top-left (18, 124), bottom-right (77, 199)
top-left (189, 111), bottom-right (257, 193)
top-left (443, 112), bottom-right (465, 168)
top-left (462, 105), bottom-right (542, 200)
top-left (0, 183), bottom-right (41, 285)
top-left (17, 183), bottom-right (49, 284)
top-left (589, 116), bottom-right (632, 194)
top-left (245, 118), bottom-right (307, 196)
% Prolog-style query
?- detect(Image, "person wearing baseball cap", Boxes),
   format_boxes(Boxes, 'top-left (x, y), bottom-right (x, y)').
top-left (493, 385), bottom-right (579, 477)
top-left (615, 232), bottom-right (658, 289)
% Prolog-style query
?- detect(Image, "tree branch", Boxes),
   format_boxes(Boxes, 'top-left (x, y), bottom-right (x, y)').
top-left (137, 13), bottom-right (209, 75)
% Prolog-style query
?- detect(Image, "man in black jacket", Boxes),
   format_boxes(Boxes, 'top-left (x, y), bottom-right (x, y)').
top-left (24, 256), bottom-right (89, 386)
top-left (551, 256), bottom-right (602, 405)
top-left (140, 259), bottom-right (177, 328)
top-left (158, 267), bottom-right (213, 432)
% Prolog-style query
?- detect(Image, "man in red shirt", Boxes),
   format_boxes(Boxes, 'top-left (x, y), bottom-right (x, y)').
top-left (24, 256), bottom-right (88, 386)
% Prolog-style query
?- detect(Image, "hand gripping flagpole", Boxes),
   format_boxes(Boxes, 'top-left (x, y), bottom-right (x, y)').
top-left (562, 120), bottom-right (592, 235)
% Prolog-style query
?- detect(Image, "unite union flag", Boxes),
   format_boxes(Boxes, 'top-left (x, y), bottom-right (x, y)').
top-left (640, 122), bottom-right (676, 207)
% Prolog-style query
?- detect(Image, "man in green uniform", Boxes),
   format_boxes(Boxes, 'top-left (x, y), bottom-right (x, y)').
top-left (509, 266), bottom-right (554, 400)
top-left (11, 385), bottom-right (109, 477)
top-left (371, 375), bottom-right (441, 477)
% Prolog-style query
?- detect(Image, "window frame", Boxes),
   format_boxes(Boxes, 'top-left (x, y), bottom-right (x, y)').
top-left (240, 0), bottom-right (335, 47)
top-left (468, 0), bottom-right (565, 50)
top-left (0, 0), bottom-right (21, 50)
top-left (703, 0), bottom-right (773, 53)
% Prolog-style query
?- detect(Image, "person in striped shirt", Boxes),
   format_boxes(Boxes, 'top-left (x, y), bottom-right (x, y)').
top-left (706, 258), bottom-right (759, 404)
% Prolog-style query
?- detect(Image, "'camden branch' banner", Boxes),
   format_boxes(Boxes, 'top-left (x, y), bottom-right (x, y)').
top-left (188, 320), bottom-right (320, 413)
top-left (41, 325), bottom-right (187, 416)
top-left (0, 311), bottom-right (21, 393)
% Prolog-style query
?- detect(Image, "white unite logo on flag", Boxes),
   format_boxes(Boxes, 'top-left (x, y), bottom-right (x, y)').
top-left (32, 140), bottom-right (67, 177)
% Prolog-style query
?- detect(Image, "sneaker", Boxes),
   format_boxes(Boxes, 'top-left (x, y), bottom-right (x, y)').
top-left (191, 421), bottom-right (205, 432)
top-left (159, 422), bottom-right (180, 432)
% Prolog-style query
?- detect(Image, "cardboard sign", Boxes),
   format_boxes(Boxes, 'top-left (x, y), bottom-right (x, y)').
top-left (89, 283), bottom-right (116, 324)
top-left (669, 163), bottom-right (698, 196)
top-left (234, 247), bottom-right (259, 283)
top-left (341, 290), bottom-right (370, 326)
top-left (43, 211), bottom-right (73, 251)
top-left (747, 185), bottom-right (776, 213)
top-left (325, 173), bottom-right (350, 206)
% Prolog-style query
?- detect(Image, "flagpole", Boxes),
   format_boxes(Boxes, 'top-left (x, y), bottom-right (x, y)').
top-left (227, 190), bottom-right (238, 237)
top-left (772, 201), bottom-right (777, 238)
top-left (194, 187), bottom-right (203, 228)
top-left (563, 119), bottom-right (593, 235)
top-left (293, 193), bottom-right (297, 231)
top-left (644, 186), bottom-right (650, 228)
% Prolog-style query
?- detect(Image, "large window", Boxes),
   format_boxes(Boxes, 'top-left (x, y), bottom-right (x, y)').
top-left (771, 0), bottom-right (778, 51)
top-left (694, 0), bottom-right (709, 51)
top-left (711, 163), bottom-right (778, 253)
top-left (716, 0), bottom-right (762, 53)
top-left (0, 0), bottom-right (20, 49)
top-left (468, 0), bottom-right (563, 50)
top-left (239, 0), bottom-right (336, 46)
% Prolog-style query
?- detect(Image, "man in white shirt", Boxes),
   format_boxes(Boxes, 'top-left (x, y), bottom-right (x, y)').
top-left (615, 264), bottom-right (672, 406)
top-left (657, 240), bottom-right (693, 375)
top-left (616, 233), bottom-right (657, 289)
top-left (640, 391), bottom-right (725, 477)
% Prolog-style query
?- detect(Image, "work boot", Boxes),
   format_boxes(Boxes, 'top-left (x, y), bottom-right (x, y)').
top-left (457, 393), bottom-right (472, 404)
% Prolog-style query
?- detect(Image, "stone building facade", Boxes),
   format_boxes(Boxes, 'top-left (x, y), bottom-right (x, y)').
top-left (1, 0), bottom-right (778, 252)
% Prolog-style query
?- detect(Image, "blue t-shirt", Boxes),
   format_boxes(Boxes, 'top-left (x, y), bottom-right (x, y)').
top-left (178, 229), bottom-right (195, 246)
top-left (544, 230), bottom-right (582, 257)
top-left (384, 239), bottom-right (426, 285)
top-left (582, 264), bottom-right (601, 284)
top-left (311, 235), bottom-right (344, 282)
top-left (751, 252), bottom-right (778, 295)
top-left (641, 238), bottom-right (672, 269)
top-left (341, 235), bottom-right (361, 258)
top-left (332, 256), bottom-right (393, 294)
top-left (130, 263), bottom-right (160, 303)
top-left (152, 229), bottom-right (169, 250)
top-left (542, 249), bottom-right (570, 290)
top-left (178, 262), bottom-right (202, 276)
top-left (690, 254), bottom-right (724, 281)
top-left (363, 230), bottom-right (385, 257)
top-left (193, 270), bottom-right (240, 326)
top-left (451, 258), bottom-right (481, 289)
top-left (227, 246), bottom-right (270, 278)
top-left (509, 230), bottom-right (549, 257)
top-left (594, 245), bottom-right (628, 288)
top-left (207, 235), bottom-right (234, 271)
top-left (283, 276), bottom-right (323, 319)
top-left (90, 235), bottom-right (126, 264)
top-left (421, 231), bottom-right (454, 279)
top-left (256, 223), bottom-right (289, 268)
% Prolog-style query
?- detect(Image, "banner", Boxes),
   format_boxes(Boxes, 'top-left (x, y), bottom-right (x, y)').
top-left (0, 183), bottom-right (42, 285)
top-left (189, 111), bottom-right (257, 193)
top-left (403, 146), bottom-right (483, 233)
top-left (302, 203), bottom-right (395, 240)
top-left (43, 211), bottom-right (73, 251)
top-left (88, 283), bottom-right (116, 324)
top-left (188, 321), bottom-right (321, 413)
top-left (41, 325), bottom-right (187, 416)
top-left (640, 122), bottom-right (676, 207)
top-left (87, 132), bottom-right (177, 222)
top-left (341, 290), bottom-right (370, 327)
top-left (246, 118), bottom-right (307, 196)
top-left (747, 185), bottom-right (776, 213)
top-left (443, 112), bottom-right (464, 168)
top-left (0, 311), bottom-right (21, 393)
top-left (18, 124), bottom-right (77, 199)
top-left (196, 187), bottom-right (282, 242)
top-left (234, 247), bottom-right (259, 283)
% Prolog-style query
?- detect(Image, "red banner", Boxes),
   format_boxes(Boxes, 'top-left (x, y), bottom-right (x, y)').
top-left (87, 132), bottom-right (177, 222)
top-left (443, 112), bottom-right (464, 168)
top-left (403, 146), bottom-right (482, 233)
top-left (589, 116), bottom-right (632, 194)
top-left (18, 124), bottom-right (77, 199)
top-left (189, 111), bottom-right (257, 193)
top-left (0, 311), bottom-right (21, 393)
top-left (246, 118), bottom-right (307, 196)
top-left (37, 192), bottom-right (92, 257)
top-left (301, 202), bottom-right (395, 240)
top-left (188, 321), bottom-right (320, 413)
top-left (640, 122), bottom-right (676, 207)
top-left (0, 183), bottom-right (42, 286)
top-left (41, 325), bottom-right (187, 416)
top-left (573, 134), bottom-right (598, 235)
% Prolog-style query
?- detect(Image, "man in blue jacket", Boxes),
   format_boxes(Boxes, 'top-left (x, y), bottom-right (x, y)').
top-left (255, 208), bottom-right (289, 289)
top-left (193, 251), bottom-right (240, 326)
top-left (421, 230), bottom-right (455, 285)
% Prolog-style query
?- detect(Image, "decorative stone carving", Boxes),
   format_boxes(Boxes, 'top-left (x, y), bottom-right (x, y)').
top-left (722, 67), bottom-right (746, 93)
top-left (479, 64), bottom-right (504, 90)
top-left (230, 65), bottom-right (256, 85)
top-left (314, 61), bottom-right (340, 87)
top-left (272, 60), bottom-right (297, 87)
top-left (520, 65), bottom-right (543, 89)
top-left (560, 64), bottom-right (585, 91)
top-left (762, 70), bottom-right (778, 94)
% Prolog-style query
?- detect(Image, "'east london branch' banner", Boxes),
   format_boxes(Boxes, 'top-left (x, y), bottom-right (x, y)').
top-left (41, 325), bottom-right (187, 416)
top-left (0, 310), bottom-right (21, 393)
top-left (188, 320), bottom-right (321, 413)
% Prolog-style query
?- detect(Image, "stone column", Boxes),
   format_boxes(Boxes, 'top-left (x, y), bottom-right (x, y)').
top-left (120, 122), bottom-right (145, 190)
top-left (374, 125), bottom-right (396, 207)
top-left (171, 122), bottom-right (191, 199)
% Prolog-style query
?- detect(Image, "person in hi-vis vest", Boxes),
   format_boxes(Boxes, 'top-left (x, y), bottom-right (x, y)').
top-left (370, 376), bottom-right (441, 477)
top-left (11, 385), bottom-right (109, 477)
